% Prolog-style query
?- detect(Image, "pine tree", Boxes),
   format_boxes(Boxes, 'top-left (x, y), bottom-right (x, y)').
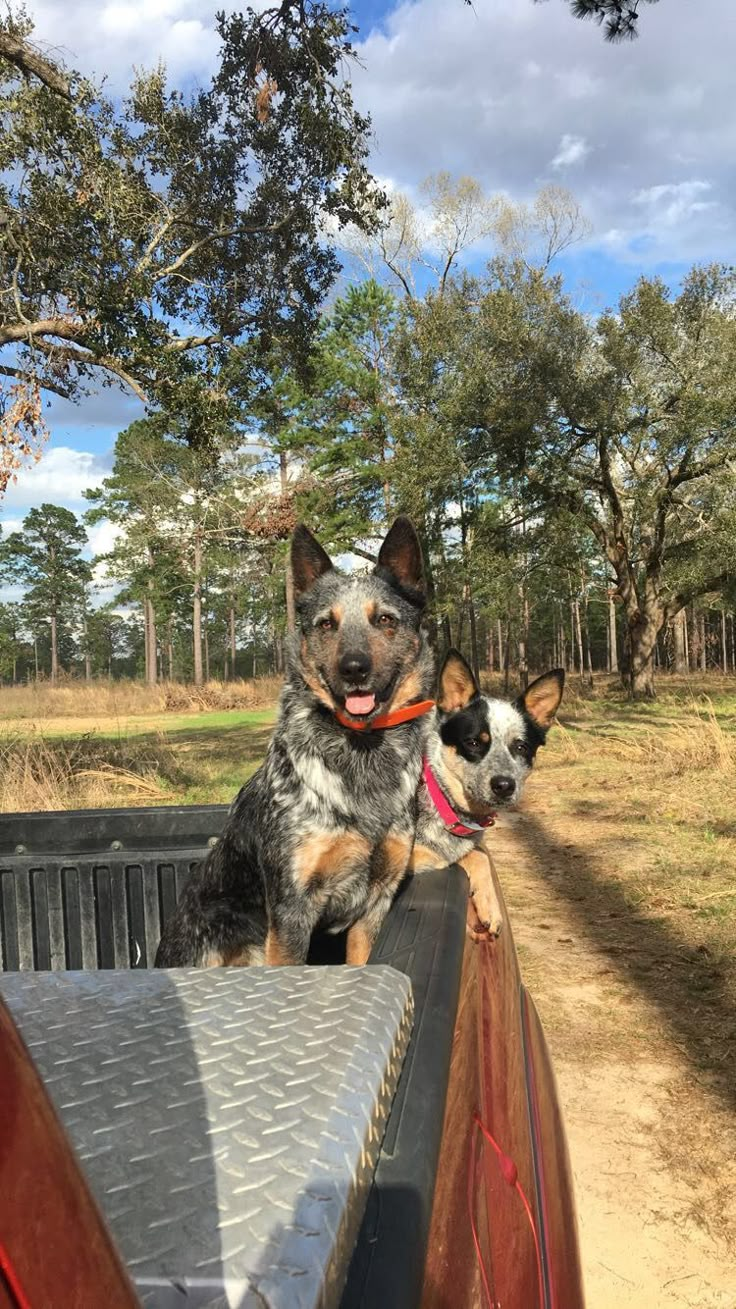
top-left (3, 504), bottom-right (91, 681)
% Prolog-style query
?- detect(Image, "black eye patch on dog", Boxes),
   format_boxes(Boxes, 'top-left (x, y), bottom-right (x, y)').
top-left (440, 698), bottom-right (491, 761)
top-left (515, 708), bottom-right (547, 757)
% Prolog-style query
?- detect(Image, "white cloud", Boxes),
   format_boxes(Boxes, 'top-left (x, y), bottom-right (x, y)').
top-left (353, 0), bottom-right (736, 267)
top-left (20, 0), bottom-right (735, 275)
top-left (551, 134), bottom-right (590, 170)
top-left (31, 0), bottom-right (225, 91)
top-left (632, 180), bottom-right (716, 227)
top-left (1, 446), bottom-right (109, 516)
top-left (87, 519), bottom-right (123, 559)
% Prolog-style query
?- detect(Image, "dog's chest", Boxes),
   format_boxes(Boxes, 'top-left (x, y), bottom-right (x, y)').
top-left (285, 734), bottom-right (422, 832)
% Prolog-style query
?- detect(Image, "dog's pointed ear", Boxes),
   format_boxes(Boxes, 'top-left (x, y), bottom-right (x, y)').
top-left (438, 648), bottom-right (480, 713)
top-left (376, 516), bottom-right (425, 598)
top-left (291, 524), bottom-right (334, 597)
top-left (518, 669), bottom-right (565, 730)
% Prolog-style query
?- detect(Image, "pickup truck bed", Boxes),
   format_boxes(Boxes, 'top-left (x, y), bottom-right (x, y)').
top-left (0, 804), bottom-right (585, 1309)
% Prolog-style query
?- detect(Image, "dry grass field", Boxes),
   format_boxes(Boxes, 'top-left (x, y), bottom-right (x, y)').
top-left (1, 671), bottom-right (735, 1305)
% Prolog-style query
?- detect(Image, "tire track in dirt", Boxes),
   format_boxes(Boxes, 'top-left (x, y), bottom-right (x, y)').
top-left (491, 803), bottom-right (736, 1309)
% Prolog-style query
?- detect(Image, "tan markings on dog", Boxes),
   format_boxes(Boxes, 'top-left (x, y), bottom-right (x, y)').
top-left (480, 730), bottom-right (490, 743)
top-left (364, 600), bottom-right (378, 622)
top-left (332, 603), bottom-right (343, 625)
top-left (387, 664), bottom-right (422, 713)
top-left (299, 638), bottom-right (337, 710)
top-left (375, 833), bottom-right (414, 887)
top-left (524, 673), bottom-right (563, 728)
top-left (222, 945), bottom-right (263, 966)
top-left (346, 920), bottom-right (374, 965)
top-left (408, 843), bottom-right (449, 872)
top-left (438, 652), bottom-right (476, 712)
top-left (200, 948), bottom-right (226, 967)
top-left (440, 743), bottom-right (494, 819)
top-left (265, 928), bottom-right (299, 966)
top-left (294, 831), bottom-right (371, 888)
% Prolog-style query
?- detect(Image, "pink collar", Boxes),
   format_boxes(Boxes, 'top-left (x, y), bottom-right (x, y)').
top-left (422, 756), bottom-right (495, 837)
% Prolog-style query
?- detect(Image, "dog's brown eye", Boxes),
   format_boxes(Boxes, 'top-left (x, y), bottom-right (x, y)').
top-left (511, 739), bottom-right (529, 758)
top-left (318, 617), bottom-right (335, 631)
top-left (467, 736), bottom-right (480, 748)
top-left (378, 613), bottom-right (396, 627)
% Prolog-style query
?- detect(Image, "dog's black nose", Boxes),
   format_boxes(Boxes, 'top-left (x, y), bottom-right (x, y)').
top-left (339, 651), bottom-right (371, 684)
top-left (491, 775), bottom-right (515, 799)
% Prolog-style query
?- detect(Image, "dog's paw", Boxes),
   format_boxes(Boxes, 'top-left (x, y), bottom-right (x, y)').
top-left (467, 895), bottom-right (503, 941)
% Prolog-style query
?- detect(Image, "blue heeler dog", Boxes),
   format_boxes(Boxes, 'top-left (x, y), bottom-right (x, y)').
top-left (155, 517), bottom-right (435, 968)
top-left (410, 649), bottom-right (564, 938)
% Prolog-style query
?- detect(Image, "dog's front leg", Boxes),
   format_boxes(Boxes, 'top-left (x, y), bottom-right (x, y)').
top-left (459, 847), bottom-right (503, 939)
top-left (265, 913), bottom-right (312, 966)
top-left (345, 896), bottom-right (395, 965)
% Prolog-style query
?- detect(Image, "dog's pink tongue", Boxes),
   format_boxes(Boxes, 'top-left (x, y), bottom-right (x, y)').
top-left (345, 692), bottom-right (376, 716)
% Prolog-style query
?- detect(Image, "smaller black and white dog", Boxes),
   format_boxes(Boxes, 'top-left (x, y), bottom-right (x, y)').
top-left (409, 650), bottom-right (565, 936)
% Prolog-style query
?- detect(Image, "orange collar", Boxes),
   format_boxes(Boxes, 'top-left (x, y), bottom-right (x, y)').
top-left (335, 698), bottom-right (435, 732)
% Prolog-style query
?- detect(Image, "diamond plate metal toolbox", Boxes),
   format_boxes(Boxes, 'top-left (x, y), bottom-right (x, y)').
top-left (0, 965), bottom-right (414, 1309)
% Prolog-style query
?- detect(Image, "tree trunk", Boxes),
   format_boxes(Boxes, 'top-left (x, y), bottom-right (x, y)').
top-left (673, 609), bottom-right (687, 674)
top-left (608, 589), bottom-right (618, 674)
top-left (192, 532), bottom-right (203, 686)
top-left (688, 607), bottom-right (698, 672)
top-left (628, 613), bottom-right (660, 700)
top-left (204, 617), bottom-right (210, 682)
top-left (229, 606), bottom-right (237, 677)
top-left (34, 637), bottom-right (39, 682)
top-left (280, 454), bottom-right (297, 636)
top-left (83, 614), bottom-right (91, 681)
top-left (573, 600), bottom-right (584, 681)
top-left (721, 610), bottom-right (728, 674)
top-left (167, 620), bottom-right (174, 681)
top-left (497, 620), bottom-right (504, 672)
top-left (582, 589), bottom-right (594, 687)
top-left (518, 588), bottom-right (529, 691)
top-left (487, 620), bottom-right (494, 674)
top-left (503, 621), bottom-right (511, 696)
top-left (145, 595), bottom-right (157, 686)
top-left (468, 590), bottom-right (480, 683)
top-left (699, 612), bottom-right (707, 672)
top-left (50, 612), bottom-right (59, 684)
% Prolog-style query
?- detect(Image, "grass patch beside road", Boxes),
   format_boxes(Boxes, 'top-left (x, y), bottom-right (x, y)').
top-left (0, 708), bottom-right (277, 810)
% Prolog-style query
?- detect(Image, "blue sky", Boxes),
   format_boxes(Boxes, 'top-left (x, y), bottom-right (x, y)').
top-left (2, 0), bottom-right (734, 549)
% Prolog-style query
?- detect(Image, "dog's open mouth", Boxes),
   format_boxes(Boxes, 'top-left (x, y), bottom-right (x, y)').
top-left (340, 669), bottom-right (399, 719)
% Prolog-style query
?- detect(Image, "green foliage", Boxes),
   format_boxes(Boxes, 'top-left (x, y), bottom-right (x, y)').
top-left (536, 0), bottom-right (659, 41)
top-left (291, 280), bottom-right (399, 543)
top-left (1, 503), bottom-right (91, 677)
top-left (0, 1), bottom-right (382, 479)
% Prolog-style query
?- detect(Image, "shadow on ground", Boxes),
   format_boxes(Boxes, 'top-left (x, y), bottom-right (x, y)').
top-left (516, 813), bottom-right (736, 1111)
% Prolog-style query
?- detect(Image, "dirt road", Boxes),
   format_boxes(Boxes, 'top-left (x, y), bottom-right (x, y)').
top-left (493, 797), bottom-right (736, 1309)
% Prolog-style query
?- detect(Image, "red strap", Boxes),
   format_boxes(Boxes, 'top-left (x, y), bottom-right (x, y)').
top-left (422, 757), bottom-right (495, 835)
top-left (469, 1114), bottom-right (545, 1309)
top-left (0, 1243), bottom-right (33, 1309)
top-left (335, 698), bottom-right (435, 731)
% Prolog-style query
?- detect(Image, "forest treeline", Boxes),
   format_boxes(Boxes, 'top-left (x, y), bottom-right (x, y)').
top-left (2, 211), bottom-right (736, 699)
